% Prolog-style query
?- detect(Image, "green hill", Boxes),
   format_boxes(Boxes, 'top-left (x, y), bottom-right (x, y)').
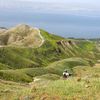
top-left (0, 57), bottom-right (96, 82)
top-left (0, 24), bottom-right (100, 100)
top-left (0, 24), bottom-right (99, 83)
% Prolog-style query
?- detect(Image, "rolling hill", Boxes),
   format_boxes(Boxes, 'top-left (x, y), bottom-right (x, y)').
top-left (0, 24), bottom-right (43, 47)
top-left (0, 24), bottom-right (100, 100)
top-left (0, 24), bottom-right (99, 82)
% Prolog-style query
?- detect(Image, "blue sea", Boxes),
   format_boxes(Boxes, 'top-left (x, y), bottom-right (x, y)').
top-left (0, 11), bottom-right (100, 38)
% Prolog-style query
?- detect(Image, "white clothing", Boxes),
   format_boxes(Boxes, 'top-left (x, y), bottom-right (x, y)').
top-left (63, 72), bottom-right (69, 76)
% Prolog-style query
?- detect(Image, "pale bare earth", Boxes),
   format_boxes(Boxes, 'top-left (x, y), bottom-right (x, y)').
top-left (34, 27), bottom-right (44, 47)
top-left (95, 64), bottom-right (100, 68)
top-left (94, 60), bottom-right (100, 68)
top-left (0, 27), bottom-right (44, 48)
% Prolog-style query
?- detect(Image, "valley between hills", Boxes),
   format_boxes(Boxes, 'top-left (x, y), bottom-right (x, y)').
top-left (0, 24), bottom-right (100, 100)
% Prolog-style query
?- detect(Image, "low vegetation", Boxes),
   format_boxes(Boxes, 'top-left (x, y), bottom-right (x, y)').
top-left (0, 25), bottom-right (100, 100)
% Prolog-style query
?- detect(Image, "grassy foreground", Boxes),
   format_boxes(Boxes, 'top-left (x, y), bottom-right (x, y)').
top-left (0, 63), bottom-right (100, 100)
top-left (0, 25), bottom-right (100, 100)
top-left (27, 64), bottom-right (100, 100)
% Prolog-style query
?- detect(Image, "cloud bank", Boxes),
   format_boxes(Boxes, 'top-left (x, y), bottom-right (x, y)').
top-left (0, 0), bottom-right (100, 14)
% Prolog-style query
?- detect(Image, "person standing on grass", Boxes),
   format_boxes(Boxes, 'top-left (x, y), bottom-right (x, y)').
top-left (63, 70), bottom-right (70, 78)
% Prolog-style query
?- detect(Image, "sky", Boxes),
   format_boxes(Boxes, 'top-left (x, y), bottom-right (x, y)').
top-left (0, 0), bottom-right (100, 14)
top-left (0, 0), bottom-right (100, 38)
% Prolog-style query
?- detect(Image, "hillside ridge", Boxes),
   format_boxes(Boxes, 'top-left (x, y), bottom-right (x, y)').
top-left (0, 24), bottom-right (44, 48)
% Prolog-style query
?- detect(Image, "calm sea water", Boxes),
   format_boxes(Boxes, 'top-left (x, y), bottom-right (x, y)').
top-left (0, 12), bottom-right (100, 38)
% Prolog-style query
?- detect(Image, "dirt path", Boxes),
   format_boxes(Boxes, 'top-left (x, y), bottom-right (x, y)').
top-left (94, 63), bottom-right (100, 68)
top-left (0, 45), bottom-right (5, 48)
top-left (34, 27), bottom-right (45, 47)
top-left (94, 60), bottom-right (100, 68)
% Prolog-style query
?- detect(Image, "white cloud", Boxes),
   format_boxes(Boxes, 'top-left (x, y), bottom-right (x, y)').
top-left (0, 0), bottom-right (100, 14)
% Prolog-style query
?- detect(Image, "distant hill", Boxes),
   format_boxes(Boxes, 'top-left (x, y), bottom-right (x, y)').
top-left (0, 24), bottom-right (43, 47)
top-left (0, 27), bottom-right (7, 29)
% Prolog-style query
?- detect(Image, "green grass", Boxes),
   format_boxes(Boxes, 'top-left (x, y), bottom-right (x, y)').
top-left (73, 65), bottom-right (100, 77)
top-left (0, 70), bottom-right (32, 82)
top-left (0, 80), bottom-right (30, 100)
top-left (27, 64), bottom-right (100, 100)
top-left (32, 78), bottom-right (100, 100)
top-left (0, 29), bottom-right (98, 83)
top-left (0, 64), bottom-right (100, 100)
top-left (46, 57), bottom-right (90, 75)
top-left (0, 39), bottom-right (96, 69)
top-left (35, 74), bottom-right (60, 81)
top-left (0, 28), bottom-right (97, 70)
top-left (0, 26), bottom-right (100, 100)
top-left (0, 63), bottom-right (11, 70)
top-left (40, 29), bottom-right (64, 41)
top-left (0, 57), bottom-right (92, 82)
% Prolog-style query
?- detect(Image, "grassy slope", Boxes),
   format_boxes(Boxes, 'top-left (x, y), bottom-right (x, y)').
top-left (0, 63), bottom-right (11, 70)
top-left (33, 78), bottom-right (100, 100)
top-left (0, 30), bottom-right (96, 68)
top-left (26, 63), bottom-right (100, 100)
top-left (0, 63), bottom-right (100, 100)
top-left (0, 28), bottom-right (100, 99)
top-left (0, 80), bottom-right (30, 100)
top-left (0, 30), bottom-right (65, 69)
top-left (0, 57), bottom-right (94, 82)
top-left (0, 28), bottom-right (99, 83)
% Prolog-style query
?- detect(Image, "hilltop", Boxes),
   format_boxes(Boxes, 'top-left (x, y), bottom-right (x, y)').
top-left (0, 24), bottom-right (44, 47)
